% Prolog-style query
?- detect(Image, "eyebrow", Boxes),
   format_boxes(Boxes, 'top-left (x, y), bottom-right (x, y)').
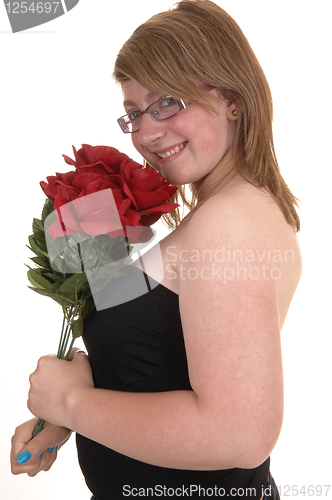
top-left (123, 91), bottom-right (159, 109)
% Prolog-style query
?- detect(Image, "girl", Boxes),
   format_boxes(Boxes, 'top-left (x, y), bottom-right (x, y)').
top-left (11, 1), bottom-right (301, 498)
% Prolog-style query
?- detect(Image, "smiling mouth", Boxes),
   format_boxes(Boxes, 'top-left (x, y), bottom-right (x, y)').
top-left (157, 142), bottom-right (187, 159)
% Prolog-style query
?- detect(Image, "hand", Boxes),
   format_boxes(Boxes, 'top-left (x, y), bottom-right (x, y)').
top-left (11, 418), bottom-right (71, 477)
top-left (27, 349), bottom-right (94, 428)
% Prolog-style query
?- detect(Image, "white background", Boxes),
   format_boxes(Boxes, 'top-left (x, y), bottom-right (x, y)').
top-left (1, 0), bottom-right (331, 498)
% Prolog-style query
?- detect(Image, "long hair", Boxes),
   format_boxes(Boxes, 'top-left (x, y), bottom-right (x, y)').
top-left (113, 0), bottom-right (300, 231)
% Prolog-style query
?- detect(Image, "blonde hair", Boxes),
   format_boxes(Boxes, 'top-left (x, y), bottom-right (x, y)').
top-left (113, 0), bottom-right (300, 232)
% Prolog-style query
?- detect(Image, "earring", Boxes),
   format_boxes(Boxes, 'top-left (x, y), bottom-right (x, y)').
top-left (232, 109), bottom-right (238, 116)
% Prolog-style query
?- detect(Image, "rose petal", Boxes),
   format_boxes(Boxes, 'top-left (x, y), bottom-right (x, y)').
top-left (132, 189), bottom-right (177, 210)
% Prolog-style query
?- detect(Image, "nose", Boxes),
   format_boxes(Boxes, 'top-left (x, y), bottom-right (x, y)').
top-left (138, 113), bottom-right (165, 146)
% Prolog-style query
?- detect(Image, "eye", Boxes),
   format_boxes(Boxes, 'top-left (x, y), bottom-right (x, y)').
top-left (128, 111), bottom-right (141, 122)
top-left (159, 97), bottom-right (177, 109)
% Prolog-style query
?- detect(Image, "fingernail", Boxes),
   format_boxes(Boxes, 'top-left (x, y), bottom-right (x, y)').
top-left (48, 447), bottom-right (54, 453)
top-left (55, 445), bottom-right (59, 451)
top-left (40, 452), bottom-right (44, 459)
top-left (16, 451), bottom-right (32, 464)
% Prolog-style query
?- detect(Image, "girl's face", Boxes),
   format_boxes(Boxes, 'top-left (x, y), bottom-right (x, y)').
top-left (122, 80), bottom-right (238, 194)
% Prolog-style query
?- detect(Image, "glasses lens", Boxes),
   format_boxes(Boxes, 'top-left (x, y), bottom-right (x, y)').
top-left (149, 97), bottom-right (182, 121)
top-left (118, 116), bottom-right (135, 133)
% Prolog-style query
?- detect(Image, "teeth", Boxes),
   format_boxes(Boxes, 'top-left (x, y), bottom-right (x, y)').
top-left (158, 142), bottom-right (186, 159)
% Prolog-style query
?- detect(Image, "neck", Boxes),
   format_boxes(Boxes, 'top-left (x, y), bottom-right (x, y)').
top-left (194, 150), bottom-right (239, 203)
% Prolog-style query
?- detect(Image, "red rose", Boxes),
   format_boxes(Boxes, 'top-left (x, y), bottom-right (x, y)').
top-left (62, 144), bottom-right (129, 174)
top-left (120, 159), bottom-right (178, 225)
top-left (46, 188), bottom-right (148, 243)
top-left (40, 169), bottom-right (124, 212)
top-left (41, 144), bottom-right (178, 241)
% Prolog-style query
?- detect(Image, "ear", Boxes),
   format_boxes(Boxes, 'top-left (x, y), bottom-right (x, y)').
top-left (226, 103), bottom-right (240, 121)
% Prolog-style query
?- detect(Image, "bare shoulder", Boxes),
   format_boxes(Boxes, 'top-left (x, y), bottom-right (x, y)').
top-left (180, 177), bottom-right (302, 327)
top-left (185, 178), bottom-right (295, 246)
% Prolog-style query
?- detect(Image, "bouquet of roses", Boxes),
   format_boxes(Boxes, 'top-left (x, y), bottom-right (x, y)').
top-left (27, 144), bottom-right (178, 437)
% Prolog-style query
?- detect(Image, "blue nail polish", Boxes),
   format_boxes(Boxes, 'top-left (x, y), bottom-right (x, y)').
top-left (48, 447), bottom-right (54, 453)
top-left (55, 445), bottom-right (59, 451)
top-left (40, 453), bottom-right (44, 459)
top-left (16, 451), bottom-right (32, 464)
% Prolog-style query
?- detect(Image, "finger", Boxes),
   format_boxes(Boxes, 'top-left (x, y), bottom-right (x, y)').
top-left (12, 458), bottom-right (42, 476)
top-left (12, 439), bottom-right (59, 476)
top-left (43, 447), bottom-right (58, 472)
top-left (11, 419), bottom-right (36, 462)
top-left (11, 440), bottom-right (43, 476)
top-left (68, 348), bottom-right (87, 361)
top-left (28, 448), bottom-right (58, 477)
top-left (13, 432), bottom-right (49, 470)
top-left (11, 419), bottom-right (71, 476)
top-left (12, 423), bottom-right (65, 470)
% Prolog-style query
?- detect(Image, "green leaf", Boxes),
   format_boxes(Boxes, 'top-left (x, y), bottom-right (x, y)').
top-left (30, 256), bottom-right (51, 269)
top-left (27, 273), bottom-right (42, 290)
top-left (27, 269), bottom-right (53, 290)
top-left (90, 235), bottom-right (132, 265)
top-left (31, 219), bottom-right (48, 251)
top-left (43, 273), bottom-right (67, 285)
top-left (32, 219), bottom-right (45, 240)
top-left (28, 272), bottom-right (79, 302)
top-left (32, 217), bottom-right (44, 233)
top-left (33, 232), bottom-right (47, 251)
top-left (41, 199), bottom-right (55, 221)
top-left (80, 283), bottom-right (93, 300)
top-left (81, 299), bottom-right (95, 318)
top-left (28, 235), bottom-right (49, 258)
top-left (60, 237), bottom-right (84, 273)
top-left (86, 263), bottom-right (127, 295)
top-left (71, 316), bottom-right (84, 339)
top-left (58, 273), bottom-right (88, 296)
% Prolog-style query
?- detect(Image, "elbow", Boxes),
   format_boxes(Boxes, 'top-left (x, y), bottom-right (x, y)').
top-left (206, 407), bottom-right (283, 470)
top-left (229, 410), bottom-right (283, 469)
top-left (239, 432), bottom-right (281, 469)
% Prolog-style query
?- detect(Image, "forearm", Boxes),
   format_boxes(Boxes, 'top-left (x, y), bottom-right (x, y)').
top-left (67, 387), bottom-right (236, 470)
top-left (28, 354), bottom-right (278, 470)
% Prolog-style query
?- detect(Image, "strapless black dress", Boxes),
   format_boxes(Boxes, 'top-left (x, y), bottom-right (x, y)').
top-left (77, 266), bottom-right (270, 499)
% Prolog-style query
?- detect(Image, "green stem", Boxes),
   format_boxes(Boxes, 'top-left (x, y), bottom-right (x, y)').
top-left (77, 242), bottom-right (84, 273)
top-left (62, 322), bottom-right (72, 358)
top-left (58, 320), bottom-right (69, 358)
top-left (65, 337), bottom-right (76, 360)
top-left (124, 236), bottom-right (131, 257)
top-left (32, 418), bottom-right (45, 438)
top-left (57, 311), bottom-right (67, 358)
top-left (58, 303), bottom-right (82, 359)
top-left (58, 305), bottom-right (73, 358)
top-left (32, 307), bottom-right (78, 438)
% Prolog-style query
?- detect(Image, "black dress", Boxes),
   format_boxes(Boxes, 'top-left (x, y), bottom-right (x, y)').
top-left (77, 266), bottom-right (270, 499)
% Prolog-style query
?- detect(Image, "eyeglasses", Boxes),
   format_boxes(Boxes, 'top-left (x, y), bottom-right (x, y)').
top-left (117, 96), bottom-right (188, 134)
